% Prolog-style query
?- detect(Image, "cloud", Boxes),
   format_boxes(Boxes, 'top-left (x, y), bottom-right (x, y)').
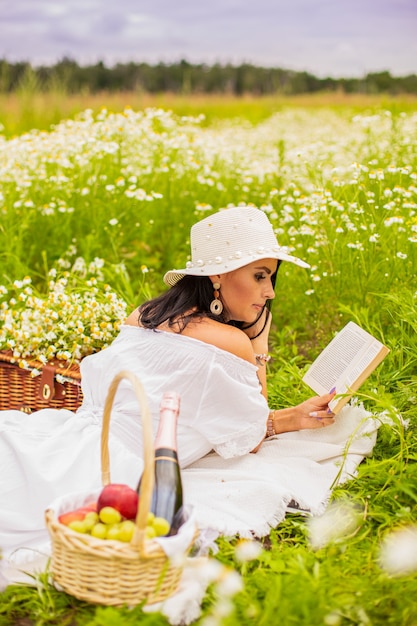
top-left (0, 0), bottom-right (416, 77)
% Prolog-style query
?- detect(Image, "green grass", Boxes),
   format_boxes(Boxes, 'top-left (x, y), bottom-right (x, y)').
top-left (0, 98), bottom-right (416, 624)
top-left (1, 90), bottom-right (417, 138)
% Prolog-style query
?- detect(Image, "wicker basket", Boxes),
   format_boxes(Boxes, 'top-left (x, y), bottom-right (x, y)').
top-left (45, 369), bottom-right (196, 606)
top-left (0, 350), bottom-right (83, 413)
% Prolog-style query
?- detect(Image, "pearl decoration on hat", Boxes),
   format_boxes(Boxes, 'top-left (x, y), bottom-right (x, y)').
top-left (162, 207), bottom-right (310, 286)
top-left (184, 246), bottom-right (276, 272)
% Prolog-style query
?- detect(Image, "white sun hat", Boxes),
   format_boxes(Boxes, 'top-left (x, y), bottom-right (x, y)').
top-left (163, 206), bottom-right (310, 286)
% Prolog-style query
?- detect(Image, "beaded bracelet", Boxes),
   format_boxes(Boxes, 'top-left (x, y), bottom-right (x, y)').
top-left (266, 411), bottom-right (276, 437)
top-left (255, 353), bottom-right (272, 366)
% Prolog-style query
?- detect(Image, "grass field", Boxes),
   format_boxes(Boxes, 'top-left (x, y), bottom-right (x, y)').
top-left (1, 90), bottom-right (417, 137)
top-left (0, 93), bottom-right (416, 625)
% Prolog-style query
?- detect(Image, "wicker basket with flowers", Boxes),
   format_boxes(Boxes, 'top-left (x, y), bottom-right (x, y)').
top-left (0, 255), bottom-right (128, 412)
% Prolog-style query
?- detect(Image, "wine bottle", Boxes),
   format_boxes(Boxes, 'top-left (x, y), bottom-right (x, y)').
top-left (138, 391), bottom-right (184, 536)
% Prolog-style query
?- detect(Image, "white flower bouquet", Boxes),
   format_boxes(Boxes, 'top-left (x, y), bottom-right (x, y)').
top-left (0, 255), bottom-right (128, 368)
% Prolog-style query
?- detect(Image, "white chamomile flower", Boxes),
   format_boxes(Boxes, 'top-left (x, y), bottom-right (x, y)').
top-left (379, 526), bottom-right (417, 576)
top-left (307, 499), bottom-right (363, 550)
top-left (234, 539), bottom-right (262, 563)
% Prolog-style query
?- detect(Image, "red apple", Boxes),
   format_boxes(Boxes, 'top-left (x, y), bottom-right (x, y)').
top-left (97, 484), bottom-right (138, 520)
top-left (84, 501), bottom-right (98, 511)
top-left (58, 503), bottom-right (97, 526)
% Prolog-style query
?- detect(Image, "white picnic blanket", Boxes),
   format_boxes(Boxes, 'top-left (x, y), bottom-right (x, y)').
top-left (183, 400), bottom-right (378, 538)
top-left (1, 401), bottom-right (379, 625)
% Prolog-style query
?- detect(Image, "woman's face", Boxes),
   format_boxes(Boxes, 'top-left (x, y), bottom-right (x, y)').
top-left (212, 258), bottom-right (278, 323)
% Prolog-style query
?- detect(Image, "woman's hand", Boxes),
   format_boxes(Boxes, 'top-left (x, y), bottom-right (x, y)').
top-left (293, 391), bottom-right (336, 430)
top-left (270, 390), bottom-right (336, 435)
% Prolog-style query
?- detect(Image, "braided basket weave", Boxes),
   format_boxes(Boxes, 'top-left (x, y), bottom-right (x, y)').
top-left (45, 370), bottom-right (195, 606)
top-left (0, 350), bottom-right (82, 413)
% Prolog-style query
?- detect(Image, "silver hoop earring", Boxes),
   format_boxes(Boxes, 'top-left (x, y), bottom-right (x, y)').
top-left (210, 282), bottom-right (223, 315)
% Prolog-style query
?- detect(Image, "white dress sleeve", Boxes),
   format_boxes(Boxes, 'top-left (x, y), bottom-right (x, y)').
top-left (192, 351), bottom-right (269, 458)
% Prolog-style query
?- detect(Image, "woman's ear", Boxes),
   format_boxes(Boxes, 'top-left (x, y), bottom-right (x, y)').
top-left (208, 275), bottom-right (221, 286)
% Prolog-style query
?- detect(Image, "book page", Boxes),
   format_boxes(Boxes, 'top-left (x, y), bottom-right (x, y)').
top-left (302, 321), bottom-right (389, 412)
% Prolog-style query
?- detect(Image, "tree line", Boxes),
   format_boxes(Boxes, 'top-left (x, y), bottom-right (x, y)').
top-left (1, 58), bottom-right (416, 96)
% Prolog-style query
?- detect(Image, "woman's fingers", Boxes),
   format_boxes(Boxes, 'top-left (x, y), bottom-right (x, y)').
top-left (312, 415), bottom-right (335, 427)
top-left (308, 408), bottom-right (335, 418)
top-left (306, 403), bottom-right (335, 428)
top-left (295, 393), bottom-right (337, 430)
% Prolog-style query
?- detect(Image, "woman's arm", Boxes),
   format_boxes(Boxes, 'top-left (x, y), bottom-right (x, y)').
top-left (240, 308), bottom-right (336, 435)
top-left (245, 308), bottom-right (336, 450)
top-left (250, 391), bottom-right (336, 452)
top-left (269, 391), bottom-right (336, 434)
top-left (180, 312), bottom-right (336, 448)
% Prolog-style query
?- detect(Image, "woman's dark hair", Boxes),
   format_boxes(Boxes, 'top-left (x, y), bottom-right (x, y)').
top-left (139, 275), bottom-right (227, 332)
top-left (138, 261), bottom-right (281, 333)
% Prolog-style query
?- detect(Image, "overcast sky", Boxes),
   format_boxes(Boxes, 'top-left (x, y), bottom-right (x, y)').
top-left (1, 0), bottom-right (416, 78)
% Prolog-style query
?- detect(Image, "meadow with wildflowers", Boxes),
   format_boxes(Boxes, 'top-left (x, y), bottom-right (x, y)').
top-left (0, 100), bottom-right (416, 625)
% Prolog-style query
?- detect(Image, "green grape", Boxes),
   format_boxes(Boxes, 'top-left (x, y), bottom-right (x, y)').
top-left (119, 520), bottom-right (136, 542)
top-left (106, 523), bottom-right (122, 541)
top-left (91, 523), bottom-right (107, 539)
top-left (99, 506), bottom-right (122, 525)
top-left (68, 520), bottom-right (88, 534)
top-left (153, 516), bottom-right (171, 537)
top-left (84, 511), bottom-right (99, 531)
top-left (146, 512), bottom-right (155, 525)
top-left (145, 525), bottom-right (157, 539)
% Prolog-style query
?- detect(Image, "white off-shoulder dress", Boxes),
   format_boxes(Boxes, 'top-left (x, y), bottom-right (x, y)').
top-left (0, 324), bottom-right (379, 564)
top-left (0, 325), bottom-right (267, 557)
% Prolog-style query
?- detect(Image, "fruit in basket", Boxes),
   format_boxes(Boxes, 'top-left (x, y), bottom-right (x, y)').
top-left (145, 525), bottom-right (157, 539)
top-left (119, 520), bottom-right (136, 542)
top-left (99, 506), bottom-right (122, 525)
top-left (153, 516), bottom-right (171, 537)
top-left (106, 523), bottom-right (122, 541)
top-left (97, 483), bottom-right (138, 520)
top-left (83, 511), bottom-right (99, 531)
top-left (68, 519), bottom-right (89, 533)
top-left (91, 522), bottom-right (107, 539)
top-left (60, 502), bottom-right (172, 541)
top-left (58, 502), bottom-right (97, 526)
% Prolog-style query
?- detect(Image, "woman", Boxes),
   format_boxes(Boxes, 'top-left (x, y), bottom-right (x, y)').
top-left (0, 206), bottom-right (376, 564)
top-left (126, 204), bottom-right (336, 450)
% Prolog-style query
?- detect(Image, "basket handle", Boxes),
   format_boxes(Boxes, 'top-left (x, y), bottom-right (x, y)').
top-left (100, 370), bottom-right (154, 552)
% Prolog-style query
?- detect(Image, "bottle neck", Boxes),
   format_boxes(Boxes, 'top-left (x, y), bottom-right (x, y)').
top-left (154, 391), bottom-right (180, 451)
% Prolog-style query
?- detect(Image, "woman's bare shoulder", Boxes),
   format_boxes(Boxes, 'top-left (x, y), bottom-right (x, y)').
top-left (184, 318), bottom-right (255, 363)
top-left (124, 308), bottom-right (141, 326)
top-left (123, 309), bottom-right (254, 363)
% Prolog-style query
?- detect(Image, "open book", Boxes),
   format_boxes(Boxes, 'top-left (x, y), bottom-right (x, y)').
top-left (302, 321), bottom-right (389, 414)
